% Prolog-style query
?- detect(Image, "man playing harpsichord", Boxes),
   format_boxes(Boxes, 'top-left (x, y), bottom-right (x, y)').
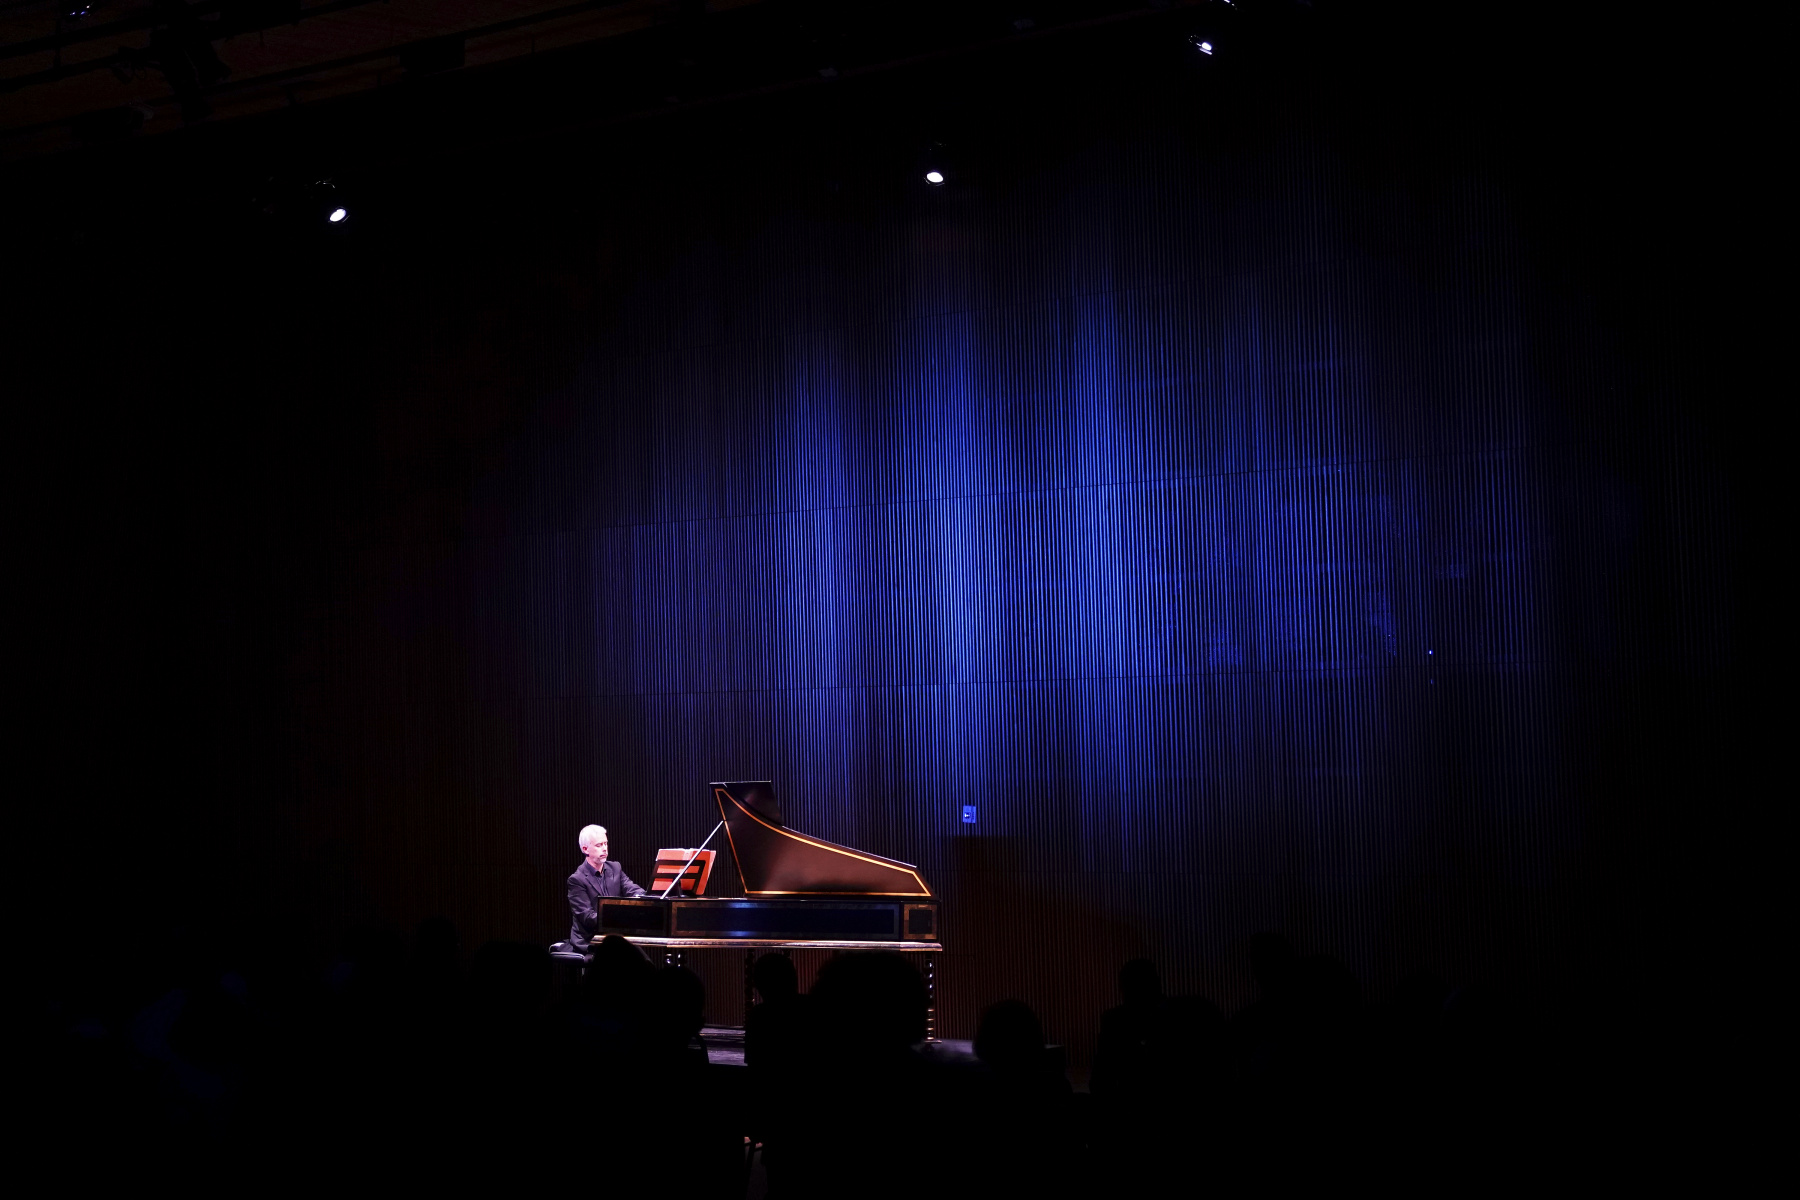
top-left (567, 824), bottom-right (647, 952)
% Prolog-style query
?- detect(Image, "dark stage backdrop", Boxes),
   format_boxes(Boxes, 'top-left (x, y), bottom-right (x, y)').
top-left (15, 15), bottom-right (1747, 1060)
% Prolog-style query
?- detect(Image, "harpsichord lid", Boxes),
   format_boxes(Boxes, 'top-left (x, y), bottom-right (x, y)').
top-left (709, 780), bottom-right (931, 897)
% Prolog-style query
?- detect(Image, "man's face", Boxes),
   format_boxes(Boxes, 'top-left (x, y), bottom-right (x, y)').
top-left (583, 836), bottom-right (609, 871)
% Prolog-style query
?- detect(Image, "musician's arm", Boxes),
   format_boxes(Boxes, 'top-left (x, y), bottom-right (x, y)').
top-left (617, 865), bottom-right (648, 898)
top-left (568, 875), bottom-right (599, 935)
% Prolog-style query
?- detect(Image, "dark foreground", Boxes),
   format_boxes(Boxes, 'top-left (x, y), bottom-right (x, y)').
top-left (25, 926), bottom-right (1652, 1194)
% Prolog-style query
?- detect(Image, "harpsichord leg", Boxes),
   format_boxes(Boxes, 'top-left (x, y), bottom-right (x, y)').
top-left (923, 952), bottom-right (938, 1041)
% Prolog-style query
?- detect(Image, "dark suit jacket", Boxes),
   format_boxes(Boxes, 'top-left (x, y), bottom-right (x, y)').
top-left (567, 859), bottom-right (648, 949)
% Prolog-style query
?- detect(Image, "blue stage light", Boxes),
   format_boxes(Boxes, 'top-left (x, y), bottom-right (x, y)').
top-left (924, 170), bottom-right (946, 186)
top-left (328, 207), bottom-right (347, 223)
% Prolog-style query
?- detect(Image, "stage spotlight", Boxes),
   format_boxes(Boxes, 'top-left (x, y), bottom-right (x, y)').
top-left (918, 140), bottom-right (955, 188)
top-left (309, 178), bottom-right (353, 226)
top-left (249, 173), bottom-right (360, 230)
top-left (1190, 36), bottom-right (1215, 54)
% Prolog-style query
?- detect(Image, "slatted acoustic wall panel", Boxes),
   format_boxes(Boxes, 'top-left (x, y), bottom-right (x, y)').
top-left (272, 98), bottom-right (1729, 1062)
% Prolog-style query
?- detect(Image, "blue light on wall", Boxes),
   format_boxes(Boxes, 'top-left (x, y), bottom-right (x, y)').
top-left (455, 121), bottom-right (1704, 1034)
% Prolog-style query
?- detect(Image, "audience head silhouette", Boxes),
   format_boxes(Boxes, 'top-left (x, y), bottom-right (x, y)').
top-left (581, 934), bottom-right (654, 1012)
top-left (1248, 931), bottom-right (1299, 995)
top-left (1119, 957), bottom-right (1164, 1006)
top-left (468, 941), bottom-right (550, 1018)
top-left (647, 965), bottom-right (706, 1050)
top-left (811, 951), bottom-right (927, 1052)
top-left (752, 952), bottom-right (799, 1002)
top-left (976, 999), bottom-right (1048, 1076)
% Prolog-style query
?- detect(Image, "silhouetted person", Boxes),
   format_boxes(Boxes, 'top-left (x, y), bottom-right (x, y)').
top-left (1429, 981), bottom-right (1544, 1181)
top-left (972, 999), bottom-right (1075, 1190)
top-left (778, 952), bottom-right (944, 1200)
top-left (564, 934), bottom-right (657, 1072)
top-left (750, 951), bottom-right (798, 1003)
top-left (1230, 932), bottom-right (1302, 1095)
top-left (1381, 970), bottom-right (1448, 1062)
top-left (1290, 953), bottom-right (1362, 1069)
top-left (582, 934), bottom-right (656, 1015)
top-left (1249, 932), bottom-right (1300, 1004)
top-left (605, 966), bottom-right (741, 1198)
top-left (459, 941), bottom-right (557, 1165)
top-left (1092, 957), bottom-right (1172, 1101)
top-left (1161, 992), bottom-right (1227, 1103)
top-left (746, 952), bottom-right (806, 1070)
top-left (468, 940), bottom-right (551, 1021)
top-left (1093, 959), bottom-right (1200, 1189)
top-left (745, 953), bottom-right (810, 1193)
top-left (810, 951), bottom-right (929, 1057)
top-left (409, 916), bottom-right (461, 996)
top-left (643, 963), bottom-right (708, 1063)
top-left (294, 926), bottom-right (417, 1169)
top-left (975, 999), bottom-right (1056, 1080)
top-left (1226, 938), bottom-right (1373, 1182)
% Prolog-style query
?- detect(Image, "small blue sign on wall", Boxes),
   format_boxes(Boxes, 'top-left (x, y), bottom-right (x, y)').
top-left (961, 805), bottom-right (978, 824)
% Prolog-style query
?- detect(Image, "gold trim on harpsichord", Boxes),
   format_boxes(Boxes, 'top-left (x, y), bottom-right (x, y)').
top-left (901, 902), bottom-right (938, 941)
top-left (624, 936), bottom-right (944, 950)
top-left (713, 786), bottom-right (933, 897)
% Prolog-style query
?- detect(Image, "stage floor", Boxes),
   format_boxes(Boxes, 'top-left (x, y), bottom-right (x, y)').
top-left (700, 1026), bottom-right (980, 1070)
